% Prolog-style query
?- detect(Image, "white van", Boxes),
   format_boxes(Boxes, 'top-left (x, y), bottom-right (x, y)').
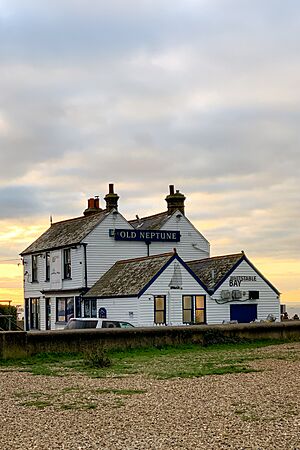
top-left (64, 318), bottom-right (134, 330)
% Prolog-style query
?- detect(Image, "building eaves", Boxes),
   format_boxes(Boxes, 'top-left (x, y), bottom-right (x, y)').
top-left (20, 210), bottom-right (109, 255)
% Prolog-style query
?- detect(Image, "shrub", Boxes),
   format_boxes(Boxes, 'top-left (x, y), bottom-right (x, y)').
top-left (202, 329), bottom-right (244, 346)
top-left (84, 349), bottom-right (112, 368)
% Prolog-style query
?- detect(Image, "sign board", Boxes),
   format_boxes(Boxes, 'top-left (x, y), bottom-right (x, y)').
top-left (50, 250), bottom-right (62, 289)
top-left (99, 307), bottom-right (107, 319)
top-left (110, 229), bottom-right (180, 242)
top-left (229, 275), bottom-right (257, 287)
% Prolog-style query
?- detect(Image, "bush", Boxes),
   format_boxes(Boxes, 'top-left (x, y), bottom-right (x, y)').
top-left (202, 329), bottom-right (244, 346)
top-left (84, 349), bottom-right (112, 368)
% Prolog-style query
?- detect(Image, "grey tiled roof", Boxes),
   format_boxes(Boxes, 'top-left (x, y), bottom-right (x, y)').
top-left (21, 210), bottom-right (109, 255)
top-left (129, 211), bottom-right (170, 230)
top-left (187, 253), bottom-right (243, 290)
top-left (84, 252), bottom-right (174, 298)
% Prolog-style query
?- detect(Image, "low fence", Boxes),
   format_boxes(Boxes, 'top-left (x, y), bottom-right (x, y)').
top-left (1, 321), bottom-right (300, 359)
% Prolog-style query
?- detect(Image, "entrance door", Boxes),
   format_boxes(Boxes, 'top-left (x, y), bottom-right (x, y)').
top-left (30, 298), bottom-right (40, 330)
top-left (25, 299), bottom-right (29, 331)
top-left (230, 304), bottom-right (257, 323)
top-left (45, 298), bottom-right (51, 330)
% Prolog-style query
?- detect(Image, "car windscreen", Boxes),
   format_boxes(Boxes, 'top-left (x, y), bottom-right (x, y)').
top-left (119, 322), bottom-right (134, 328)
top-left (65, 320), bottom-right (98, 329)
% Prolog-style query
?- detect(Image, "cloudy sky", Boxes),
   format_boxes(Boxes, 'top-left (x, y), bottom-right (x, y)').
top-left (0, 0), bottom-right (299, 304)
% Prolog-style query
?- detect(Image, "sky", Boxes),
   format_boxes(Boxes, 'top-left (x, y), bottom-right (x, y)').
top-left (0, 0), bottom-right (299, 305)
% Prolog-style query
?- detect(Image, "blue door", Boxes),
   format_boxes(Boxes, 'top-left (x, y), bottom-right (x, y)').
top-left (230, 304), bottom-right (257, 323)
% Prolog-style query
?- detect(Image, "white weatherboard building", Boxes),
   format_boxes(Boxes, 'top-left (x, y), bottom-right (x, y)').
top-left (21, 185), bottom-right (280, 330)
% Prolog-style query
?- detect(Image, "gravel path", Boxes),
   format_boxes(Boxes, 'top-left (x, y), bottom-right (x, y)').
top-left (1, 343), bottom-right (300, 449)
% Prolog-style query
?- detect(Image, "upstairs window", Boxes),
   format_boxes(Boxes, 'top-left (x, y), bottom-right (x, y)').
top-left (63, 249), bottom-right (71, 279)
top-left (32, 255), bottom-right (38, 282)
top-left (45, 252), bottom-right (50, 281)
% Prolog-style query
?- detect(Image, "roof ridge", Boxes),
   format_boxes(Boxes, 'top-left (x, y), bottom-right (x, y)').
top-left (129, 210), bottom-right (168, 223)
top-left (52, 209), bottom-right (107, 225)
top-left (115, 251), bottom-right (174, 265)
top-left (187, 252), bottom-right (244, 264)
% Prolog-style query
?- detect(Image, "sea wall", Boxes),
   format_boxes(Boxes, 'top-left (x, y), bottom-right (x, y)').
top-left (1, 321), bottom-right (300, 359)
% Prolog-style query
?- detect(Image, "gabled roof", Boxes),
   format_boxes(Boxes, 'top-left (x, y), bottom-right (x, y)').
top-left (85, 251), bottom-right (209, 298)
top-left (21, 210), bottom-right (109, 255)
top-left (129, 211), bottom-right (170, 230)
top-left (187, 253), bottom-right (244, 291)
top-left (84, 252), bottom-right (174, 298)
top-left (187, 252), bottom-right (280, 295)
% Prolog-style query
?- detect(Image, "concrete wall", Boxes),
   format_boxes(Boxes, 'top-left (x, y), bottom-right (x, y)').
top-left (1, 322), bottom-right (300, 359)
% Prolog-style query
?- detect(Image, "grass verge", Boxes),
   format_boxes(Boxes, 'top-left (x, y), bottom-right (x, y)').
top-left (0, 339), bottom-right (297, 380)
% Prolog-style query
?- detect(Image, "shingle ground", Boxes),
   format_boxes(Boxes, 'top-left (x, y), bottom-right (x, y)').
top-left (1, 343), bottom-right (300, 450)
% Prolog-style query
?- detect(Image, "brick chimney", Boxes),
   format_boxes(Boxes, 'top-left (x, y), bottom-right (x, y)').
top-left (104, 183), bottom-right (119, 212)
top-left (83, 196), bottom-right (102, 216)
top-left (165, 185), bottom-right (186, 215)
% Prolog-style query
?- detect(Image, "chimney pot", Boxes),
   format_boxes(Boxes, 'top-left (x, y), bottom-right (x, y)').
top-left (104, 183), bottom-right (119, 212)
top-left (88, 198), bottom-right (95, 209)
top-left (165, 186), bottom-right (186, 216)
top-left (84, 196), bottom-right (102, 216)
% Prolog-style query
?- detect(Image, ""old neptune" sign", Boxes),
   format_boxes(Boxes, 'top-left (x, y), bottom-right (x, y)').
top-left (109, 229), bottom-right (181, 242)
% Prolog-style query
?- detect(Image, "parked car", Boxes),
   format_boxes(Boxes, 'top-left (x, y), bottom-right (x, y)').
top-left (64, 318), bottom-right (135, 330)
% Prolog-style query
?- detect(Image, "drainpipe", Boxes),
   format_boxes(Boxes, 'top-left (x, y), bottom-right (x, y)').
top-left (168, 290), bottom-right (171, 326)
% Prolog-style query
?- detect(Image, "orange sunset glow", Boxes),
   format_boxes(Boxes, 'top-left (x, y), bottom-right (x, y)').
top-left (1, 218), bottom-right (299, 307)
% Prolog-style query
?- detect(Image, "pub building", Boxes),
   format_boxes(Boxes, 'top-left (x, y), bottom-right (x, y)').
top-left (21, 185), bottom-right (280, 330)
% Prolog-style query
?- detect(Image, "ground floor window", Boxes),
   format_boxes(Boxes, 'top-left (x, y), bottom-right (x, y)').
top-left (182, 295), bottom-right (206, 324)
top-left (56, 297), bottom-right (74, 323)
top-left (154, 296), bottom-right (166, 324)
top-left (84, 299), bottom-right (97, 318)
